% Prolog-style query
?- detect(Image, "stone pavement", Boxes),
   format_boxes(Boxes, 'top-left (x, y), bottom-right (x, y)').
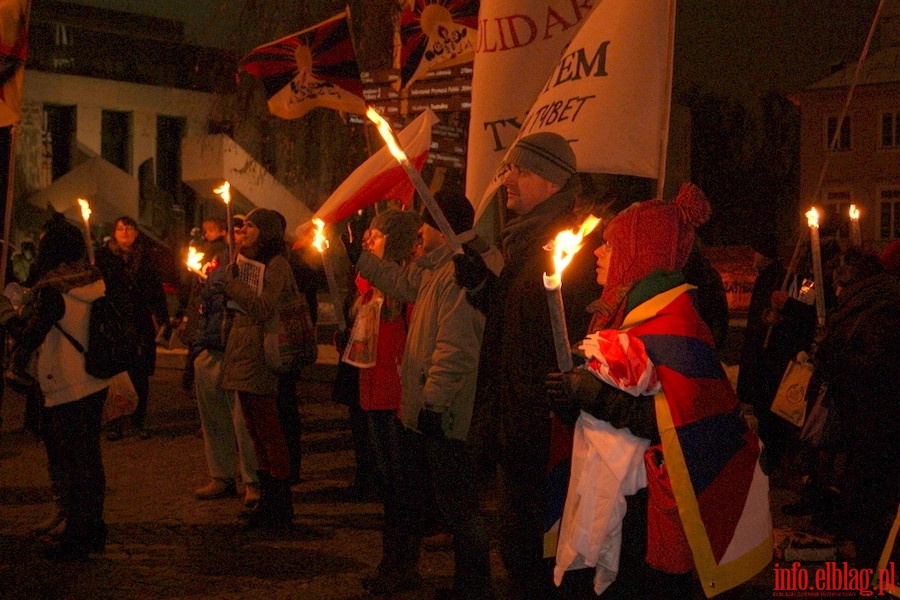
top-left (0, 347), bottom-right (812, 599)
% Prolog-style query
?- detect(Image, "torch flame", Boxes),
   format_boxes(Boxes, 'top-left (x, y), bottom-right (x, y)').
top-left (366, 107), bottom-right (409, 163)
top-left (213, 181), bottom-right (231, 204)
top-left (849, 204), bottom-right (859, 220)
top-left (806, 207), bottom-right (819, 228)
top-left (311, 218), bottom-right (329, 253)
top-left (186, 246), bottom-right (206, 273)
top-left (77, 198), bottom-right (91, 222)
top-left (549, 215), bottom-right (602, 277)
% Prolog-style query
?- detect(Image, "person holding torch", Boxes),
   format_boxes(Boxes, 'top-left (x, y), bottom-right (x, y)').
top-left (545, 184), bottom-right (772, 598)
top-left (354, 188), bottom-right (496, 599)
top-left (452, 132), bottom-right (600, 599)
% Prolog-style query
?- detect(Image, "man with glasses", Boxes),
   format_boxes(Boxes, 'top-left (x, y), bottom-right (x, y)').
top-left (453, 132), bottom-right (600, 599)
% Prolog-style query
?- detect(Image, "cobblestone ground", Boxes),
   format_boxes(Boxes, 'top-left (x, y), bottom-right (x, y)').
top-left (0, 347), bottom-right (811, 599)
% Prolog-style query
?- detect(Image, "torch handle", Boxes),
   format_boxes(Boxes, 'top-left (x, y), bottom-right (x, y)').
top-left (400, 159), bottom-right (463, 254)
top-left (321, 249), bottom-right (348, 331)
top-left (546, 286), bottom-right (573, 372)
top-left (809, 227), bottom-right (826, 326)
top-left (225, 203), bottom-right (235, 264)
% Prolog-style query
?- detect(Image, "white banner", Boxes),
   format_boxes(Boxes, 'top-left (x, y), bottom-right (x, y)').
top-left (468, 0), bottom-right (677, 222)
top-left (466, 0), bottom-right (595, 221)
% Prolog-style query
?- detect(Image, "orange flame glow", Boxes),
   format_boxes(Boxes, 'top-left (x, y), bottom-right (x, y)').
top-left (77, 198), bottom-right (91, 222)
top-left (186, 246), bottom-right (206, 275)
top-left (806, 207), bottom-right (819, 228)
top-left (311, 218), bottom-right (329, 253)
top-left (543, 216), bottom-right (601, 290)
top-left (849, 204), bottom-right (859, 221)
top-left (366, 107), bottom-right (408, 163)
top-left (213, 181), bottom-right (231, 204)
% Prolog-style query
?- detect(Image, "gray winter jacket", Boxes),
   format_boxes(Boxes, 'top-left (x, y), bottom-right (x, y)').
top-left (357, 232), bottom-right (485, 442)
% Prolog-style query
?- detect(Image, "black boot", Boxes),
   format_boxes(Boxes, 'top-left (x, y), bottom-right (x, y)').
top-left (243, 471), bottom-right (271, 528)
top-left (245, 472), bottom-right (293, 530)
top-left (271, 475), bottom-right (294, 527)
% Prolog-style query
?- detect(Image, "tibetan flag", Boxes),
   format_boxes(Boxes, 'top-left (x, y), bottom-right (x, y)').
top-left (313, 109), bottom-right (439, 224)
top-left (465, 0), bottom-right (592, 224)
top-left (397, 0), bottom-right (477, 90)
top-left (581, 280), bottom-right (772, 597)
top-left (239, 10), bottom-right (366, 120)
top-left (0, 0), bottom-right (28, 127)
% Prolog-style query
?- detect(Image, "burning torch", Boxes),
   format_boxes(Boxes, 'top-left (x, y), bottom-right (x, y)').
top-left (542, 216), bottom-right (601, 371)
top-left (806, 207), bottom-right (826, 326)
top-left (214, 181), bottom-right (234, 262)
top-left (77, 198), bottom-right (95, 265)
top-left (312, 218), bottom-right (347, 331)
top-left (365, 107), bottom-right (462, 254)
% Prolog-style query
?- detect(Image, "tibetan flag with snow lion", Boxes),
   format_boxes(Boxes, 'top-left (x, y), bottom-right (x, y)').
top-left (239, 10), bottom-right (366, 120)
top-left (397, 0), bottom-right (478, 90)
top-left (313, 109), bottom-right (439, 224)
top-left (579, 278), bottom-right (772, 597)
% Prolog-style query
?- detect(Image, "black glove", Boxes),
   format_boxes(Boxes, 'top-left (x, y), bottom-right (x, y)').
top-left (417, 408), bottom-right (445, 438)
top-left (452, 243), bottom-right (490, 290)
top-left (545, 369), bottom-right (604, 427)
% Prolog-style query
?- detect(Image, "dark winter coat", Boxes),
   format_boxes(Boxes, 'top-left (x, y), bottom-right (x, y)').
top-left (96, 237), bottom-right (169, 375)
top-left (469, 184), bottom-right (601, 470)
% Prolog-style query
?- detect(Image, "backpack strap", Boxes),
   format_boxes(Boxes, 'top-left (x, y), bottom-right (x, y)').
top-left (54, 322), bottom-right (86, 354)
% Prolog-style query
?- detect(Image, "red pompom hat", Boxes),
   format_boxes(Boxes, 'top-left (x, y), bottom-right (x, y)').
top-left (591, 182), bottom-right (711, 330)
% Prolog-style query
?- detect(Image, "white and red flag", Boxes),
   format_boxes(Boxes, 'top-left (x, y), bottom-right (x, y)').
top-left (0, 0), bottom-right (29, 127)
top-left (396, 0), bottom-right (478, 90)
top-left (239, 10), bottom-right (366, 120)
top-left (313, 109), bottom-right (440, 224)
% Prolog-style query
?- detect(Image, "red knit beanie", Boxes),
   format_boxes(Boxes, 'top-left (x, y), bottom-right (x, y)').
top-left (591, 182), bottom-right (710, 330)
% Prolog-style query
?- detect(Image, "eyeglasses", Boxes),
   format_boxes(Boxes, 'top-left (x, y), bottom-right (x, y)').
top-left (115, 225), bottom-right (137, 233)
top-left (599, 240), bottom-right (612, 253)
top-left (498, 163), bottom-right (530, 180)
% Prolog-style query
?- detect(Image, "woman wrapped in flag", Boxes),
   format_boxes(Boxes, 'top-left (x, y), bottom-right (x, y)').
top-left (546, 183), bottom-right (771, 598)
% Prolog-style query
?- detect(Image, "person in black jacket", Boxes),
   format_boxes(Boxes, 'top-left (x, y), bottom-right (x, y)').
top-left (454, 133), bottom-right (601, 599)
top-left (96, 216), bottom-right (168, 440)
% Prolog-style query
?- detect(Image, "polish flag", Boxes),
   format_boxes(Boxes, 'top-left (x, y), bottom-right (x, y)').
top-left (313, 109), bottom-right (439, 224)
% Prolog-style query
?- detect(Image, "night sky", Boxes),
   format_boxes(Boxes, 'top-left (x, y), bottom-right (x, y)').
top-left (64, 0), bottom-right (880, 105)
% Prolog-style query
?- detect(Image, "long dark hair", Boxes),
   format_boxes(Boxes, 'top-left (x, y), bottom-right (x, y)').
top-left (26, 213), bottom-right (87, 285)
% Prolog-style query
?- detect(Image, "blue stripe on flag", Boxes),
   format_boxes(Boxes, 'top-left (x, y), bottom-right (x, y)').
top-left (676, 408), bottom-right (747, 495)
top-left (641, 334), bottom-right (723, 380)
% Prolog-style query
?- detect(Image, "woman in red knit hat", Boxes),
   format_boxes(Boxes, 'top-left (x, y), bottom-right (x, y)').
top-left (547, 183), bottom-right (771, 599)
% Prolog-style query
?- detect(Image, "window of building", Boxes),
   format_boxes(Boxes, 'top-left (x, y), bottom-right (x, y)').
top-left (156, 115), bottom-right (185, 203)
top-left (826, 116), bottom-right (851, 150)
top-left (882, 111), bottom-right (900, 148)
top-left (101, 110), bottom-right (132, 173)
top-left (880, 189), bottom-right (900, 240)
top-left (44, 104), bottom-right (76, 181)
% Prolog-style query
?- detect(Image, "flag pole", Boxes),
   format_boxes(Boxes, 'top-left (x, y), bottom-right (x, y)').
top-left (763, 0), bottom-right (885, 347)
top-left (655, 0), bottom-right (677, 200)
top-left (0, 124), bottom-right (18, 279)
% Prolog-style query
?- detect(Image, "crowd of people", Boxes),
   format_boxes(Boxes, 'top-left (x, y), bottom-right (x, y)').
top-left (0, 131), bottom-right (896, 598)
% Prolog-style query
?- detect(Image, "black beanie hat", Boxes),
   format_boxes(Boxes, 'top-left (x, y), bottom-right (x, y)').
top-left (369, 209), bottom-right (422, 262)
top-left (422, 188), bottom-right (474, 235)
top-left (246, 208), bottom-right (285, 243)
top-left (505, 132), bottom-right (577, 187)
top-left (38, 213), bottom-right (86, 268)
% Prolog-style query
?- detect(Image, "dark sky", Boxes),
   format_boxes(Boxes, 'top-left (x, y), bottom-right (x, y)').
top-left (66, 0), bottom-right (881, 105)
